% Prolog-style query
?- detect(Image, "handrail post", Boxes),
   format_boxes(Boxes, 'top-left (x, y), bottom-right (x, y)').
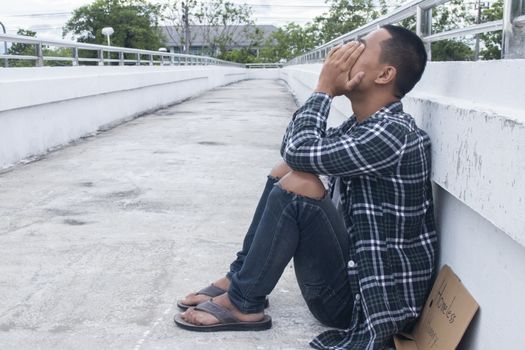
top-left (149, 54), bottom-right (153, 66)
top-left (0, 21), bottom-right (8, 67)
top-left (72, 47), bottom-right (79, 66)
top-left (119, 52), bottom-right (124, 66)
top-left (170, 54), bottom-right (175, 66)
top-left (416, 5), bottom-right (433, 60)
top-left (136, 53), bottom-right (140, 66)
top-left (503, 0), bottom-right (525, 58)
top-left (98, 49), bottom-right (104, 66)
top-left (35, 43), bottom-right (44, 67)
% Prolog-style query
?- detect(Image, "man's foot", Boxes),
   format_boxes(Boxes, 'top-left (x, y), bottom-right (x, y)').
top-left (180, 293), bottom-right (265, 326)
top-left (178, 277), bottom-right (230, 308)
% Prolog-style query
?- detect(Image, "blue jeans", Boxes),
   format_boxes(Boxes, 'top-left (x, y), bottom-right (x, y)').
top-left (227, 176), bottom-right (354, 328)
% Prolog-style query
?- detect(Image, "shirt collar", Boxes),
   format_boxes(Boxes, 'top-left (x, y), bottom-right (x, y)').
top-left (353, 100), bottom-right (404, 124)
top-left (381, 100), bottom-right (403, 114)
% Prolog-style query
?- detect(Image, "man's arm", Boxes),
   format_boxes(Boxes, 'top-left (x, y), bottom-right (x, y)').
top-left (281, 41), bottom-right (365, 160)
top-left (281, 95), bottom-right (406, 177)
top-left (281, 41), bottom-right (405, 177)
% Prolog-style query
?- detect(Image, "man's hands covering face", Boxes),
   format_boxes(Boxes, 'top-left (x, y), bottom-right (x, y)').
top-left (315, 41), bottom-right (365, 98)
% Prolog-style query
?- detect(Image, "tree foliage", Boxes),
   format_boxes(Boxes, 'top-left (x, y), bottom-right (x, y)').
top-left (7, 29), bottom-right (38, 67)
top-left (430, 0), bottom-right (475, 61)
top-left (63, 0), bottom-right (165, 50)
top-left (259, 0), bottom-right (505, 63)
top-left (479, 0), bottom-right (503, 59)
top-left (259, 0), bottom-right (378, 63)
top-left (164, 0), bottom-right (254, 55)
top-left (309, 0), bottom-right (378, 44)
top-left (259, 23), bottom-right (317, 62)
top-left (7, 29), bottom-right (74, 67)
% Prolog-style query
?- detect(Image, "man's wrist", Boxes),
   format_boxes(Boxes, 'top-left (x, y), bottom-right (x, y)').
top-left (314, 86), bottom-right (334, 98)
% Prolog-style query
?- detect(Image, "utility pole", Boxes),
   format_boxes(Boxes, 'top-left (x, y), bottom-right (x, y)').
top-left (182, 2), bottom-right (190, 54)
top-left (474, 1), bottom-right (489, 60)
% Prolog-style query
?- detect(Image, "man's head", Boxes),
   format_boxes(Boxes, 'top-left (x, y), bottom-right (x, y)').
top-left (349, 25), bottom-right (427, 99)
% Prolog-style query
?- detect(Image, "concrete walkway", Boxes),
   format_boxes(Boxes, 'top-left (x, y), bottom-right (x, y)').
top-left (0, 80), bottom-right (329, 349)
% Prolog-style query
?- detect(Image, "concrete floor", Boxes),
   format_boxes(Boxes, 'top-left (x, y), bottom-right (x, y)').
top-left (0, 80), bottom-right (330, 349)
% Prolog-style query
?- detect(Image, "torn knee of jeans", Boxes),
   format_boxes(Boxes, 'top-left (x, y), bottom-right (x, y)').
top-left (275, 181), bottom-right (327, 201)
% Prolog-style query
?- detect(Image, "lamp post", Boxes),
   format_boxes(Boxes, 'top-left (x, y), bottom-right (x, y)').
top-left (158, 47), bottom-right (167, 65)
top-left (101, 27), bottom-right (114, 64)
top-left (0, 21), bottom-right (8, 67)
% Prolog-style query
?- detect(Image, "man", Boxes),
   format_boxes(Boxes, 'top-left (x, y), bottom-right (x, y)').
top-left (174, 25), bottom-right (437, 350)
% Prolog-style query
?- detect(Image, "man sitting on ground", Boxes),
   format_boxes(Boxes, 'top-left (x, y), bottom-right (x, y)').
top-left (174, 25), bottom-right (438, 350)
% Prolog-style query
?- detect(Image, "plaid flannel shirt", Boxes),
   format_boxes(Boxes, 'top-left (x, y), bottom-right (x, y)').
top-left (280, 93), bottom-right (437, 350)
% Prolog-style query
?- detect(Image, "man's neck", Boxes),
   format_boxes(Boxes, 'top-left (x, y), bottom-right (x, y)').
top-left (349, 93), bottom-right (399, 123)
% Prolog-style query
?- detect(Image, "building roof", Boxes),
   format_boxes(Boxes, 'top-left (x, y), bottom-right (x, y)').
top-left (161, 25), bottom-right (278, 47)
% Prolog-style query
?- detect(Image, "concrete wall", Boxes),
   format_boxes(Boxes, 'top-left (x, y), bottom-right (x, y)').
top-left (0, 65), bottom-right (249, 170)
top-left (281, 60), bottom-right (525, 349)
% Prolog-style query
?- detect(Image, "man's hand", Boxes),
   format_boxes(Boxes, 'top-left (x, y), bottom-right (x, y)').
top-left (315, 41), bottom-right (365, 98)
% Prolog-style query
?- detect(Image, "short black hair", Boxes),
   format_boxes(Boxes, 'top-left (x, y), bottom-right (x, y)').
top-left (380, 25), bottom-right (427, 98)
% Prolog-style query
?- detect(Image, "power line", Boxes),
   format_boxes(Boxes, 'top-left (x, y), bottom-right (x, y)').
top-left (2, 12), bottom-right (71, 18)
top-left (249, 4), bottom-right (329, 8)
top-left (254, 17), bottom-right (318, 20)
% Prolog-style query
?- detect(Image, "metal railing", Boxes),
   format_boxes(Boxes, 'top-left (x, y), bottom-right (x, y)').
top-left (245, 63), bottom-right (283, 69)
top-left (289, 0), bottom-right (525, 64)
top-left (0, 33), bottom-right (244, 68)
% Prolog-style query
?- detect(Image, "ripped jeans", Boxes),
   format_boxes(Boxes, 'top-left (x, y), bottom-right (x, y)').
top-left (226, 175), bottom-right (354, 328)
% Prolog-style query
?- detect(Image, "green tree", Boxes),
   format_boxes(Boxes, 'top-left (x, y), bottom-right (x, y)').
top-left (7, 29), bottom-right (37, 67)
top-left (43, 47), bottom-right (75, 66)
top-left (63, 0), bottom-right (165, 50)
top-left (431, 0), bottom-right (480, 61)
top-left (217, 26), bottom-right (266, 63)
top-left (259, 0), bottom-right (380, 63)
top-left (164, 0), bottom-right (254, 56)
top-left (431, 40), bottom-right (474, 61)
top-left (8, 29), bottom-right (75, 67)
top-left (479, 0), bottom-right (503, 60)
top-left (310, 0), bottom-right (379, 43)
top-left (259, 23), bottom-right (317, 62)
top-left (392, 0), bottom-right (474, 61)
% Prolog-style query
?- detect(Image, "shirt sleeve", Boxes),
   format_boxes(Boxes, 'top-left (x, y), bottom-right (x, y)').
top-left (282, 93), bottom-right (406, 177)
top-left (280, 92), bottom-right (337, 158)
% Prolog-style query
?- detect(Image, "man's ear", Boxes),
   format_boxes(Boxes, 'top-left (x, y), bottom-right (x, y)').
top-left (374, 65), bottom-right (397, 86)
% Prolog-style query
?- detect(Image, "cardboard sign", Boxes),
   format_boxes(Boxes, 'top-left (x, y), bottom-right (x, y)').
top-left (394, 265), bottom-right (479, 350)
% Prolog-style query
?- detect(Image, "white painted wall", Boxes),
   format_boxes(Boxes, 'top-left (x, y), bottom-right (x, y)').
top-left (0, 65), bottom-right (248, 170)
top-left (281, 60), bottom-right (525, 350)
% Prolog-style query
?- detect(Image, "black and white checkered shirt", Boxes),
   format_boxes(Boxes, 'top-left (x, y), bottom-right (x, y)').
top-left (280, 93), bottom-right (437, 350)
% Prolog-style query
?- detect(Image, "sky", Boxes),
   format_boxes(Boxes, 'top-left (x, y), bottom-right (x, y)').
top-left (0, 0), bottom-right (331, 40)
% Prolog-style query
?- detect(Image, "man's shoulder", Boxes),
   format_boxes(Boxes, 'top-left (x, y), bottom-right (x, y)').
top-left (356, 109), bottom-right (416, 137)
top-left (383, 110), bottom-right (432, 144)
top-left (386, 110), bottom-right (418, 133)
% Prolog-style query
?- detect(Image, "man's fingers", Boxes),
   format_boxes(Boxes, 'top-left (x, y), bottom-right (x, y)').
top-left (346, 72), bottom-right (365, 92)
top-left (328, 45), bottom-right (342, 58)
top-left (330, 41), bottom-right (358, 61)
top-left (344, 43), bottom-right (365, 66)
top-left (336, 41), bottom-right (360, 63)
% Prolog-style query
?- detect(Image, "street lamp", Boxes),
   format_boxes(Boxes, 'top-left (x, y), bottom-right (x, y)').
top-left (101, 27), bottom-right (114, 65)
top-left (101, 27), bottom-right (114, 46)
top-left (158, 47), bottom-right (167, 65)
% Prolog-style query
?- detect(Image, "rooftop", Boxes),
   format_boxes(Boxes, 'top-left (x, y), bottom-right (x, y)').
top-left (161, 25), bottom-right (278, 47)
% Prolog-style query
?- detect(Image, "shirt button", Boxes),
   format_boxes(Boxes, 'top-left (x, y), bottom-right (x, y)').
top-left (347, 260), bottom-right (356, 268)
top-left (355, 293), bottom-right (361, 301)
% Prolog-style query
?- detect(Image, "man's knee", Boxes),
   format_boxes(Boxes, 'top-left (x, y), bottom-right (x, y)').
top-left (278, 171), bottom-right (326, 200)
top-left (269, 160), bottom-right (293, 179)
